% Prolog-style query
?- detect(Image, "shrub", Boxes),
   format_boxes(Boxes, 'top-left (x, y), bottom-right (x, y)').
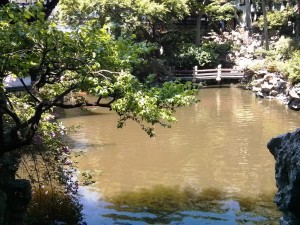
top-left (284, 50), bottom-right (300, 84)
top-left (275, 36), bottom-right (298, 60)
top-left (254, 8), bottom-right (295, 31)
top-left (171, 42), bottom-right (232, 69)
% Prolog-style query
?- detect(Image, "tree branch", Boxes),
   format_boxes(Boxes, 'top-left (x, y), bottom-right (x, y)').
top-left (0, 103), bottom-right (22, 127)
top-left (19, 78), bottom-right (41, 103)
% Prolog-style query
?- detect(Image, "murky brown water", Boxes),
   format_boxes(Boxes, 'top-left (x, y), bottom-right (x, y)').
top-left (61, 87), bottom-right (300, 225)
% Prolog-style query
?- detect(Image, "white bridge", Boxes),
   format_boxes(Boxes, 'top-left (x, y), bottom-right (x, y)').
top-left (172, 65), bottom-right (244, 82)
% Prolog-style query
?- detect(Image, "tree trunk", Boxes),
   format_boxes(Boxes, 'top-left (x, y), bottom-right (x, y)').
top-left (195, 12), bottom-right (203, 46)
top-left (296, 0), bottom-right (300, 40)
top-left (245, 0), bottom-right (252, 29)
top-left (261, 0), bottom-right (269, 50)
top-left (0, 79), bottom-right (5, 147)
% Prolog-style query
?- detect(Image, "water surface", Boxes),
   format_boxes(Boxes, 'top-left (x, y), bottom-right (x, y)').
top-left (61, 88), bottom-right (300, 225)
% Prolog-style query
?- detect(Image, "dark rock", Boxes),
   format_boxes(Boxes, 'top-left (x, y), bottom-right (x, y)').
top-left (270, 90), bottom-right (279, 97)
top-left (287, 99), bottom-right (300, 111)
top-left (267, 129), bottom-right (300, 224)
top-left (256, 91), bottom-right (265, 98)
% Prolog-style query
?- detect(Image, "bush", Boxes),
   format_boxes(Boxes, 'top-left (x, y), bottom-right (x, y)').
top-left (171, 42), bottom-right (232, 69)
top-left (275, 36), bottom-right (298, 60)
top-left (254, 8), bottom-right (295, 32)
top-left (284, 51), bottom-right (300, 84)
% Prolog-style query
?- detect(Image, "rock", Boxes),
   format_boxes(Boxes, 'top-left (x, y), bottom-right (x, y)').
top-left (289, 89), bottom-right (300, 99)
top-left (252, 86), bottom-right (261, 92)
top-left (257, 70), bottom-right (268, 77)
top-left (261, 82), bottom-right (274, 93)
top-left (244, 69), bottom-right (255, 80)
top-left (270, 90), bottom-right (279, 97)
top-left (263, 73), bottom-right (276, 81)
top-left (287, 99), bottom-right (300, 111)
top-left (251, 78), bottom-right (264, 87)
top-left (267, 129), bottom-right (300, 225)
top-left (274, 80), bottom-right (287, 92)
top-left (256, 91), bottom-right (265, 98)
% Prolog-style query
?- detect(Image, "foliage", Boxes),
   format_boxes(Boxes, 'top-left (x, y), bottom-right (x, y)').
top-left (17, 112), bottom-right (83, 224)
top-left (0, 2), bottom-right (197, 151)
top-left (57, 0), bottom-right (190, 40)
top-left (274, 36), bottom-right (299, 60)
top-left (205, 0), bottom-right (237, 21)
top-left (171, 42), bottom-right (232, 69)
top-left (254, 8), bottom-right (295, 31)
top-left (252, 36), bottom-right (300, 73)
top-left (283, 50), bottom-right (300, 84)
top-left (0, 2), bottom-right (197, 223)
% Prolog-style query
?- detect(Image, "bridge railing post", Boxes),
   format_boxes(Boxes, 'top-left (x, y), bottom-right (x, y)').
top-left (216, 64), bottom-right (222, 83)
top-left (193, 66), bottom-right (198, 82)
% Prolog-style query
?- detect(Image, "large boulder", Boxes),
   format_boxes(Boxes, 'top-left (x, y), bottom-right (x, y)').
top-left (267, 129), bottom-right (300, 225)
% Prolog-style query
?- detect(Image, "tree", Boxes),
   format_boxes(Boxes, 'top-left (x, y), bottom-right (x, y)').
top-left (0, 2), bottom-right (197, 223)
top-left (204, 0), bottom-right (237, 32)
top-left (188, 0), bottom-right (210, 46)
top-left (0, 0), bottom-right (59, 18)
top-left (1, 2), bottom-right (197, 152)
top-left (262, 0), bottom-right (270, 50)
top-left (58, 0), bottom-right (190, 42)
top-left (296, 0), bottom-right (300, 39)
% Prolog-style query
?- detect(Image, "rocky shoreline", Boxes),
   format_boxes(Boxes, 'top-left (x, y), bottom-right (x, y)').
top-left (243, 69), bottom-right (300, 111)
top-left (220, 29), bottom-right (300, 111)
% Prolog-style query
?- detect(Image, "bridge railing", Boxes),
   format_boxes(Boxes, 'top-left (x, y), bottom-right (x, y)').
top-left (171, 65), bottom-right (244, 82)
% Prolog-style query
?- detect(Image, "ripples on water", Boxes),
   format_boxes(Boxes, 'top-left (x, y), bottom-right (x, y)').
top-left (61, 88), bottom-right (300, 225)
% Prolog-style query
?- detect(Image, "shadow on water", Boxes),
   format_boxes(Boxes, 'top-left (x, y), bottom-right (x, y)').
top-left (91, 185), bottom-right (281, 225)
top-left (27, 189), bottom-right (85, 225)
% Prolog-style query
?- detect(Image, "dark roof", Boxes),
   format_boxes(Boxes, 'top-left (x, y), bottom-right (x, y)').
top-left (11, 0), bottom-right (37, 4)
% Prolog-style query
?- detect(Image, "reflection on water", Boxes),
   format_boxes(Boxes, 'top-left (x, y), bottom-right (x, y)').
top-left (77, 185), bottom-right (279, 225)
top-left (61, 88), bottom-right (300, 224)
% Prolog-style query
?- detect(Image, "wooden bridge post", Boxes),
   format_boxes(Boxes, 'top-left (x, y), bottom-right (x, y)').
top-left (193, 66), bottom-right (198, 82)
top-left (216, 64), bottom-right (222, 85)
top-left (169, 66), bottom-right (175, 80)
top-left (216, 64), bottom-right (222, 86)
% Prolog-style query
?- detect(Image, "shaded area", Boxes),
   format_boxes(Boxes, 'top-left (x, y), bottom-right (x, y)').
top-left (27, 189), bottom-right (84, 225)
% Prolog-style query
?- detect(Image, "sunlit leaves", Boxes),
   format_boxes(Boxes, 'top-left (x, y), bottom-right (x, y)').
top-left (1, 2), bottom-right (197, 149)
top-left (111, 72), bottom-right (198, 136)
top-left (205, 0), bottom-right (236, 21)
top-left (58, 0), bottom-right (190, 40)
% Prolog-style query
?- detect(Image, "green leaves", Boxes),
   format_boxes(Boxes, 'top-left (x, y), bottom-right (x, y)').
top-left (205, 0), bottom-right (236, 21)
top-left (284, 51), bottom-right (300, 84)
top-left (1, 2), bottom-right (197, 150)
top-left (172, 42), bottom-right (232, 69)
top-left (110, 72), bottom-right (198, 136)
top-left (254, 8), bottom-right (295, 31)
top-left (58, 0), bottom-right (190, 41)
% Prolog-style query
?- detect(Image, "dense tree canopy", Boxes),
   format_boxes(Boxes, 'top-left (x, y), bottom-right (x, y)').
top-left (0, 2), bottom-right (198, 153)
top-left (58, 0), bottom-right (190, 42)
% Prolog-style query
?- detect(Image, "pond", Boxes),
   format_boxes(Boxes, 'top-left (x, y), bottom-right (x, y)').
top-left (61, 87), bottom-right (300, 225)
